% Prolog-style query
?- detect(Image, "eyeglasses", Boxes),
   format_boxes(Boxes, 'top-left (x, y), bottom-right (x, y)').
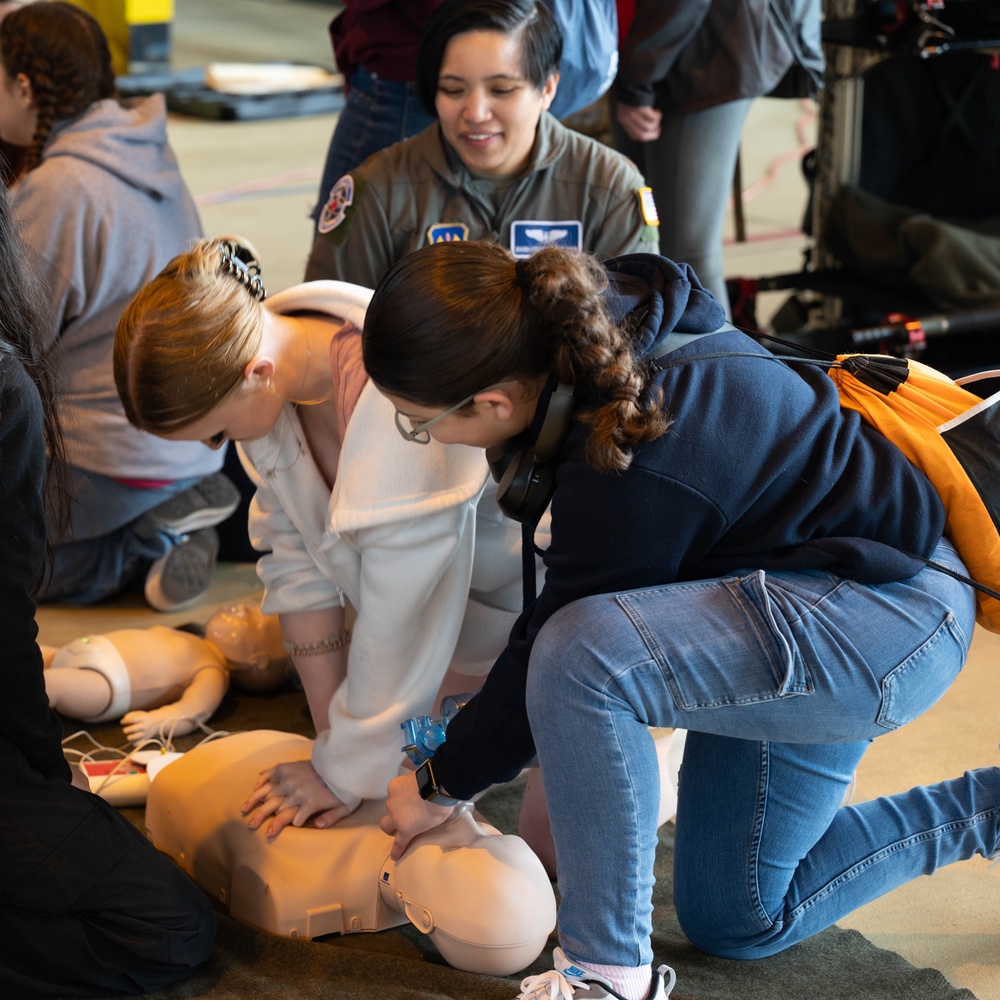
top-left (393, 383), bottom-right (509, 445)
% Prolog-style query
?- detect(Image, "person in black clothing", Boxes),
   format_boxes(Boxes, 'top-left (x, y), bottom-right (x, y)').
top-left (0, 185), bottom-right (215, 997)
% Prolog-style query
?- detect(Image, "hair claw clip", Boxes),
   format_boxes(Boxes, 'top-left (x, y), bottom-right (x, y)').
top-left (218, 240), bottom-right (266, 301)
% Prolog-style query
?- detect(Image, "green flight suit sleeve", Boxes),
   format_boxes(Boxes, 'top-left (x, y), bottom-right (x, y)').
top-left (304, 170), bottom-right (397, 288)
top-left (589, 162), bottom-right (661, 258)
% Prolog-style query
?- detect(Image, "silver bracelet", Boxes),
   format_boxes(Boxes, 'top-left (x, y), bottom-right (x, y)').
top-left (281, 628), bottom-right (351, 657)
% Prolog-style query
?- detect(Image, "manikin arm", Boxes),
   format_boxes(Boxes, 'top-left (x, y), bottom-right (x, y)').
top-left (121, 666), bottom-right (229, 743)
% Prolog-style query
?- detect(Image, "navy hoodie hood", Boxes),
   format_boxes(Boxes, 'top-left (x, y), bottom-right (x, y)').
top-left (602, 253), bottom-right (727, 356)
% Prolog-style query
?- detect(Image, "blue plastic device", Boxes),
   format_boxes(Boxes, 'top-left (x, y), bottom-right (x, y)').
top-left (400, 694), bottom-right (470, 765)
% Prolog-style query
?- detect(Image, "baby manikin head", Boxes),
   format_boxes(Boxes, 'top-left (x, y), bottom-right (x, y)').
top-left (205, 605), bottom-right (289, 692)
top-left (379, 806), bottom-right (556, 976)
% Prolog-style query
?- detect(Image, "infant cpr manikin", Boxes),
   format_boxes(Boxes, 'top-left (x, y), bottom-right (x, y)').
top-left (145, 730), bottom-right (556, 975)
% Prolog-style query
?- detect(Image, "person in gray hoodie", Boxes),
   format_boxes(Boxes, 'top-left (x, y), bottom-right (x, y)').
top-left (0, 1), bottom-right (238, 612)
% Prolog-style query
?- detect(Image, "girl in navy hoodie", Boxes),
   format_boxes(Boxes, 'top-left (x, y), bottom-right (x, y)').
top-left (362, 240), bottom-right (994, 1000)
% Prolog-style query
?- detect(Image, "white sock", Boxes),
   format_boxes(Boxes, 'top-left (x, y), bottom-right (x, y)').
top-left (584, 961), bottom-right (653, 1000)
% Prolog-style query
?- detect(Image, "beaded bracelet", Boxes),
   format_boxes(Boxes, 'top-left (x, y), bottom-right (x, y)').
top-left (282, 628), bottom-right (352, 657)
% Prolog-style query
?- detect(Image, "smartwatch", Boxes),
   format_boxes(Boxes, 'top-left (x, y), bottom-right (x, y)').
top-left (415, 757), bottom-right (462, 807)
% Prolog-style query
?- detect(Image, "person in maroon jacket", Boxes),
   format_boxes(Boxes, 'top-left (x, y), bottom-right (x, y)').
top-left (309, 0), bottom-right (446, 234)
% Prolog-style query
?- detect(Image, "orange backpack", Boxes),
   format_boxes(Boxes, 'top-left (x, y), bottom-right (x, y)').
top-left (827, 353), bottom-right (1000, 633)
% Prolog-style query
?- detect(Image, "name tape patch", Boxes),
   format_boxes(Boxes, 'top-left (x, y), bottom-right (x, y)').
top-left (509, 220), bottom-right (583, 259)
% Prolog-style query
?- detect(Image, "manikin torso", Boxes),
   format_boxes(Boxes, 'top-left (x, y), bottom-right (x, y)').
top-left (72, 627), bottom-right (227, 706)
top-left (145, 730), bottom-right (556, 976)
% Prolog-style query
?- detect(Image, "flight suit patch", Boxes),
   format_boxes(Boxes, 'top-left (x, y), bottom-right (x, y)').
top-left (426, 222), bottom-right (470, 244)
top-left (636, 186), bottom-right (660, 226)
top-left (509, 220), bottom-right (583, 259)
top-left (317, 174), bottom-right (357, 237)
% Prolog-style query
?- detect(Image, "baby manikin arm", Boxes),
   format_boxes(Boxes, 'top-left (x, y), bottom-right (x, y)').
top-left (121, 666), bottom-right (230, 743)
top-left (146, 730), bottom-right (555, 975)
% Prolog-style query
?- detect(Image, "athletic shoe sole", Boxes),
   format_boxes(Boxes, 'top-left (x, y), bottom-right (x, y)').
top-left (144, 527), bottom-right (220, 613)
top-left (146, 472), bottom-right (241, 534)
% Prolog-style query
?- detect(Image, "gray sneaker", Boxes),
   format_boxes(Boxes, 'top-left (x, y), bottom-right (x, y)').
top-left (146, 473), bottom-right (240, 534)
top-left (516, 948), bottom-right (676, 1000)
top-left (144, 528), bottom-right (220, 612)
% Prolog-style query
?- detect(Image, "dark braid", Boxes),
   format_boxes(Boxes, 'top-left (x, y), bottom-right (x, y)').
top-left (0, 2), bottom-right (117, 172)
top-left (516, 248), bottom-right (671, 473)
top-left (364, 240), bottom-right (672, 476)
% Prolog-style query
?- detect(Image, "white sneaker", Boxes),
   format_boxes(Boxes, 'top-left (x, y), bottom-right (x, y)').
top-left (516, 948), bottom-right (676, 1000)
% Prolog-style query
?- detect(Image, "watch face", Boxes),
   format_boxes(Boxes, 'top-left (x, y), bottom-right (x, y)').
top-left (415, 759), bottom-right (436, 800)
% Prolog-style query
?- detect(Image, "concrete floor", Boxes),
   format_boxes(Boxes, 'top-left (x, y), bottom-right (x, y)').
top-left (35, 2), bottom-right (1000, 997)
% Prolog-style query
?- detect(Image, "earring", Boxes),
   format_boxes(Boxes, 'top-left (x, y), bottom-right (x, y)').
top-left (264, 376), bottom-right (276, 396)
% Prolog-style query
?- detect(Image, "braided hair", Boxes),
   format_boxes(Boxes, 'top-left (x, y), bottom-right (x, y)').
top-left (364, 240), bottom-right (671, 474)
top-left (514, 249), bottom-right (670, 473)
top-left (0, 2), bottom-right (116, 173)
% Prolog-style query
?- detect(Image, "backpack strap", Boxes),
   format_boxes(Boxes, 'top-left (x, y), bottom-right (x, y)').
top-left (903, 553), bottom-right (1000, 603)
top-left (646, 324), bottom-right (833, 372)
top-left (644, 325), bottom-right (993, 602)
top-left (645, 322), bottom-right (740, 362)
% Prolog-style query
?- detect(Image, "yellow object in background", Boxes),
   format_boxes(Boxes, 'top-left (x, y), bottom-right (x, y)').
top-left (68, 0), bottom-right (174, 75)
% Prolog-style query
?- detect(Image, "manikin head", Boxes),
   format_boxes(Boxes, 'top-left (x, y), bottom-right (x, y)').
top-left (204, 604), bottom-right (289, 693)
top-left (380, 805), bottom-right (556, 975)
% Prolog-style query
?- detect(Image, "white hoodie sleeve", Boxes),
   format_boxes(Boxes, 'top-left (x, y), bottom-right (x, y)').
top-left (240, 435), bottom-right (347, 614)
top-left (311, 492), bottom-right (482, 804)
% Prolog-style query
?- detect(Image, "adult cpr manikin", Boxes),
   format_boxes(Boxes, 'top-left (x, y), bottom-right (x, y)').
top-left (145, 730), bottom-right (556, 975)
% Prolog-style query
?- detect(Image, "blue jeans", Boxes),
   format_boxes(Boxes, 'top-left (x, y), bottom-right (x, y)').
top-left (526, 539), bottom-right (996, 967)
top-left (42, 466), bottom-right (199, 604)
top-left (311, 66), bottom-right (436, 228)
top-left (612, 98), bottom-right (753, 317)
